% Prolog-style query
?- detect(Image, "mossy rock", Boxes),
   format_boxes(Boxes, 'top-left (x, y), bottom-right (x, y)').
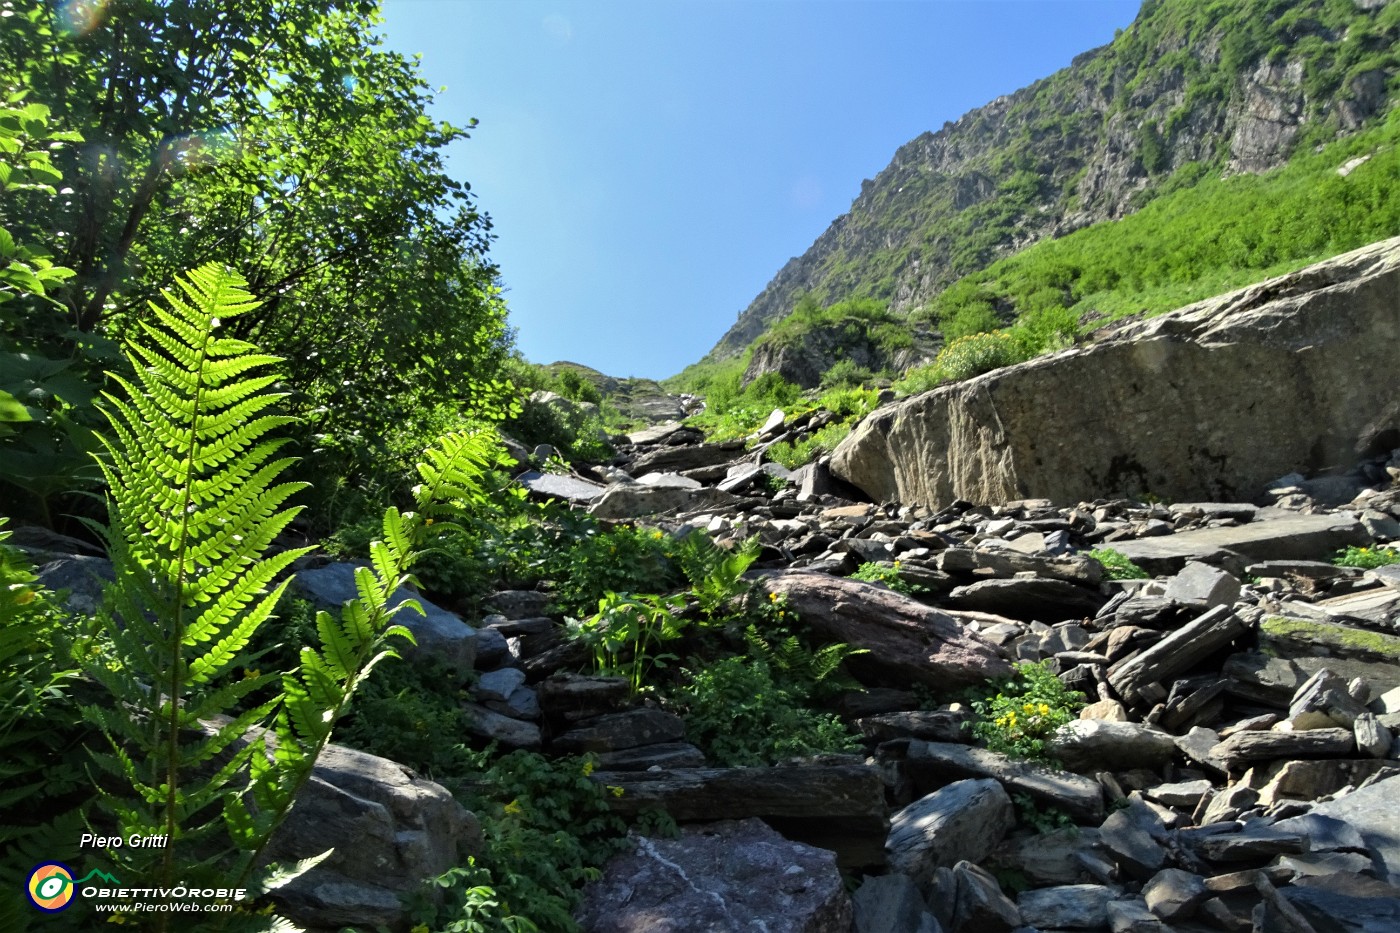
top-left (1260, 616), bottom-right (1400, 663)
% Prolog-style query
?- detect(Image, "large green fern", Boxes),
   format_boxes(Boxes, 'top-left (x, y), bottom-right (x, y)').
top-left (83, 262), bottom-right (506, 929)
top-left (83, 263), bottom-right (313, 912)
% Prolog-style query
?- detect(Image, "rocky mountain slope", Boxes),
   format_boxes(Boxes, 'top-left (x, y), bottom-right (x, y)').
top-left (696, 0), bottom-right (1400, 368)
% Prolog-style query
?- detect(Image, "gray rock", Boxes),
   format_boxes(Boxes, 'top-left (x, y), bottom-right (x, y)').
top-left (887, 779), bottom-right (1014, 883)
top-left (592, 742), bottom-right (707, 771)
top-left (1354, 712), bottom-right (1392, 758)
top-left (1286, 885), bottom-right (1400, 933)
top-left (906, 740), bottom-right (1104, 823)
top-left (264, 742), bottom-right (479, 931)
top-left (1106, 897), bottom-right (1169, 933)
top-left (1146, 779), bottom-right (1213, 810)
top-left (1163, 561), bottom-right (1241, 609)
top-left (1194, 826), bottom-right (1304, 863)
top-left (488, 590), bottom-right (552, 619)
top-left (764, 572), bottom-right (1013, 691)
top-left (1098, 806), bottom-right (1166, 880)
top-left (950, 860), bottom-right (1021, 932)
top-left (991, 828), bottom-right (1102, 886)
top-left (517, 470), bottom-right (607, 502)
top-left (461, 701), bottom-right (542, 749)
top-left (551, 708), bottom-right (686, 754)
top-left (636, 471), bottom-right (703, 489)
top-left (1288, 668), bottom-right (1373, 730)
top-left (1108, 511), bottom-right (1370, 576)
top-left (1108, 606), bottom-right (1250, 706)
top-left (831, 239), bottom-right (1400, 510)
top-left (629, 443), bottom-right (737, 475)
top-left (944, 577), bottom-right (1107, 622)
top-left (1051, 720), bottom-right (1177, 772)
top-left (1209, 727), bottom-right (1355, 769)
top-left (1142, 868), bottom-right (1208, 921)
top-left (295, 563), bottom-right (480, 678)
top-left (935, 547), bottom-right (1104, 585)
top-left (1268, 813), bottom-right (1366, 853)
top-left (852, 873), bottom-right (942, 933)
top-left (1016, 883), bottom-right (1115, 929)
top-left (474, 667), bottom-right (527, 702)
top-left (575, 819), bottom-right (853, 933)
top-left (1274, 776), bottom-right (1400, 881)
top-left (588, 483), bottom-right (739, 520)
top-left (35, 555), bottom-right (113, 615)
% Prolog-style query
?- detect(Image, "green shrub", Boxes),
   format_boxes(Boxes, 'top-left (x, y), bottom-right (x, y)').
top-left (969, 661), bottom-right (1085, 762)
top-left (816, 385), bottom-right (880, 420)
top-left (935, 330), bottom-right (1029, 382)
top-left (676, 656), bottom-right (858, 766)
top-left (1333, 545), bottom-right (1400, 569)
top-left (820, 359), bottom-right (874, 390)
top-left (849, 561), bottom-right (921, 596)
top-left (546, 524), bottom-right (682, 616)
top-left (1088, 548), bottom-right (1150, 580)
top-left (766, 420), bottom-right (854, 469)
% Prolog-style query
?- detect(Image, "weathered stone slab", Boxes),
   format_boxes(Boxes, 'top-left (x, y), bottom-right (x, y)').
top-left (763, 572), bottom-right (1013, 691)
top-left (1274, 776), bottom-right (1400, 882)
top-left (936, 547), bottom-right (1103, 585)
top-left (517, 470), bottom-right (606, 502)
top-left (831, 238), bottom-right (1400, 509)
top-left (550, 708), bottom-right (686, 754)
top-left (1209, 727), bottom-right (1355, 769)
top-left (1108, 512), bottom-right (1369, 576)
top-left (905, 740), bottom-right (1104, 822)
top-left (1017, 884), bottom-right (1115, 930)
top-left (296, 563), bottom-right (480, 678)
top-left (944, 577), bottom-right (1108, 622)
top-left (1050, 720), bottom-right (1177, 773)
top-left (1108, 606), bottom-right (1250, 705)
top-left (588, 483), bottom-right (739, 520)
top-left (887, 779), bottom-right (1013, 882)
top-left (575, 819), bottom-right (852, 933)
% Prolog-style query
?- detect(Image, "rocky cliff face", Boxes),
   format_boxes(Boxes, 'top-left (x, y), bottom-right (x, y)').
top-left (705, 0), bottom-right (1398, 362)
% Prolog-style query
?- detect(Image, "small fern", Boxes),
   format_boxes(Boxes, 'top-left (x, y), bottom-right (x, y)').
top-left (677, 531), bottom-right (760, 617)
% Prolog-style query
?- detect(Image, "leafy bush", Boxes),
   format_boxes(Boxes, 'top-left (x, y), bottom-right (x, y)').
top-left (816, 385), bottom-right (881, 420)
top-left (1088, 547), bottom-right (1150, 580)
top-left (820, 359), bottom-right (874, 390)
top-left (456, 750), bottom-right (640, 933)
top-left (935, 331), bottom-right (1029, 382)
top-left (766, 420), bottom-right (855, 469)
top-left (969, 661), bottom-right (1085, 762)
top-left (1333, 545), bottom-right (1400, 569)
top-left (849, 561), bottom-right (921, 596)
top-left (546, 523), bottom-right (682, 616)
top-left (676, 655), bottom-right (858, 766)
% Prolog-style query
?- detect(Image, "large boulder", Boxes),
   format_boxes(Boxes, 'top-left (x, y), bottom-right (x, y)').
top-left (763, 572), bottom-right (1013, 691)
top-left (574, 819), bottom-right (852, 933)
top-left (295, 562), bottom-right (487, 680)
top-left (263, 742), bottom-right (480, 931)
top-left (831, 237), bottom-right (1400, 507)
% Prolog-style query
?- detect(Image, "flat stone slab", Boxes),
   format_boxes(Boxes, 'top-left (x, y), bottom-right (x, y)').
top-left (1109, 511), bottom-right (1368, 575)
top-left (517, 470), bottom-right (606, 502)
top-left (1274, 777), bottom-right (1400, 882)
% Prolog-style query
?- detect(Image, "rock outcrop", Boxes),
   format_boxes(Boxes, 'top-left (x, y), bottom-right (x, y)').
top-left (832, 237), bottom-right (1400, 508)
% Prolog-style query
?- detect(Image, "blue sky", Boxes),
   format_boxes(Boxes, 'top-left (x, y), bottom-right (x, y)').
top-left (378, 0), bottom-right (1142, 380)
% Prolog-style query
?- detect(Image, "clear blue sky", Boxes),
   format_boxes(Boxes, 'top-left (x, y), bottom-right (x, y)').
top-left (378, 0), bottom-right (1142, 380)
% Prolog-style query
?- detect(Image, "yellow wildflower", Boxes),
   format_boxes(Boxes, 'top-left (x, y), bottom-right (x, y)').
top-left (1022, 703), bottom-right (1035, 714)
top-left (503, 799), bottom-right (523, 816)
top-left (1038, 703), bottom-right (1051, 715)
top-left (582, 759), bottom-right (595, 776)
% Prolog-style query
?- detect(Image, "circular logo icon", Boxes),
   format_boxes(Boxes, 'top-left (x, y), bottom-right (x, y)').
top-left (27, 862), bottom-right (76, 912)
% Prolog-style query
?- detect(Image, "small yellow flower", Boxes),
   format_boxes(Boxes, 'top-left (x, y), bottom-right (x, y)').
top-left (1038, 703), bottom-right (1051, 715)
top-left (609, 785), bottom-right (625, 798)
top-left (769, 592), bottom-right (778, 601)
top-left (1022, 703), bottom-right (1035, 714)
top-left (582, 759), bottom-right (595, 776)
top-left (503, 799), bottom-right (523, 816)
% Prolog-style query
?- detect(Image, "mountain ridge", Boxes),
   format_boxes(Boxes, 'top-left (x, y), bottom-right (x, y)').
top-left (680, 0), bottom-right (1400, 382)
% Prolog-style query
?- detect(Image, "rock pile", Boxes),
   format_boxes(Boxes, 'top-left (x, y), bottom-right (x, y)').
top-left (489, 416), bottom-right (1400, 932)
